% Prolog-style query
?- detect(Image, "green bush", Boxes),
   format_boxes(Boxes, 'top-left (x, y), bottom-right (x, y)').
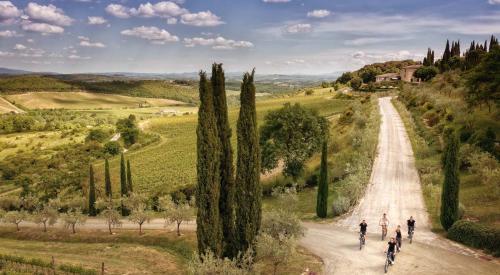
top-left (103, 141), bottom-right (121, 156)
top-left (331, 196), bottom-right (350, 216)
top-left (447, 220), bottom-right (500, 256)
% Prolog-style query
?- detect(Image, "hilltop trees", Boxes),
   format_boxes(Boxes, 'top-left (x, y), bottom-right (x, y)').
top-left (316, 141), bottom-right (329, 218)
top-left (116, 114), bottom-right (139, 147)
top-left (196, 71), bottom-right (223, 256)
top-left (465, 44), bottom-right (500, 113)
top-left (235, 70), bottom-right (262, 254)
top-left (414, 66), bottom-right (439, 82)
top-left (88, 165), bottom-right (97, 216)
top-left (440, 129), bottom-right (460, 230)
top-left (423, 48), bottom-right (435, 66)
top-left (212, 64), bottom-right (236, 258)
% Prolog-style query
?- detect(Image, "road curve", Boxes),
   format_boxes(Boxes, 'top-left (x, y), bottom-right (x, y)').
top-left (301, 97), bottom-right (500, 274)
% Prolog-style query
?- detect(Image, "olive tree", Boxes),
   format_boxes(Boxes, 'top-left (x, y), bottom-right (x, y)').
top-left (160, 196), bottom-right (193, 236)
top-left (125, 192), bottom-right (153, 235)
top-left (4, 211), bottom-right (28, 231)
top-left (32, 200), bottom-right (59, 232)
top-left (96, 198), bottom-right (122, 234)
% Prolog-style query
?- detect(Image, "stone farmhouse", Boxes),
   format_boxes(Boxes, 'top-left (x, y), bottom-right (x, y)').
top-left (375, 64), bottom-right (423, 83)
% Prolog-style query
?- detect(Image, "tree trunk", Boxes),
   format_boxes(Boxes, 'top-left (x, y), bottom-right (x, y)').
top-left (108, 222), bottom-right (112, 235)
top-left (139, 223), bottom-right (142, 235)
top-left (177, 222), bottom-right (181, 236)
top-left (16, 223), bottom-right (19, 231)
top-left (43, 222), bottom-right (47, 232)
top-left (72, 224), bottom-right (76, 234)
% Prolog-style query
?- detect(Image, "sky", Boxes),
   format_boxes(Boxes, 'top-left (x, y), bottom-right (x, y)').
top-left (0, 0), bottom-right (500, 74)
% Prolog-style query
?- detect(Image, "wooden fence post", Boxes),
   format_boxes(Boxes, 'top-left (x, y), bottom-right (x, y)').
top-left (101, 262), bottom-right (105, 275)
top-left (51, 256), bottom-right (56, 275)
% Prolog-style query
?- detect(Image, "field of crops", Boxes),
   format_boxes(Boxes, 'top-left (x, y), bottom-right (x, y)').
top-left (95, 94), bottom-right (350, 195)
top-left (5, 92), bottom-right (186, 110)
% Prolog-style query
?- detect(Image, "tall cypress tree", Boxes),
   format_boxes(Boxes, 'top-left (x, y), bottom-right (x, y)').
top-left (196, 71), bottom-right (223, 257)
top-left (440, 129), bottom-right (460, 231)
top-left (127, 160), bottom-right (133, 193)
top-left (88, 165), bottom-right (97, 216)
top-left (211, 63), bottom-right (236, 258)
top-left (235, 69), bottom-right (261, 253)
top-left (120, 153), bottom-right (129, 216)
top-left (316, 141), bottom-right (329, 218)
top-left (104, 158), bottom-right (112, 198)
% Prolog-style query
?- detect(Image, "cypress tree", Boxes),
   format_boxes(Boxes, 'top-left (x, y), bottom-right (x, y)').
top-left (316, 141), bottom-right (329, 218)
top-left (196, 71), bottom-right (223, 257)
top-left (120, 153), bottom-right (129, 216)
top-left (211, 63), bottom-right (236, 258)
top-left (127, 160), bottom-right (133, 193)
top-left (440, 129), bottom-right (460, 231)
top-left (235, 69), bottom-right (261, 253)
top-left (104, 158), bottom-right (112, 198)
top-left (88, 165), bottom-right (97, 216)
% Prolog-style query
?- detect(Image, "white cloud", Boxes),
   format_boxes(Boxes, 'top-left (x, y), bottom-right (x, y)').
top-left (68, 54), bottom-right (91, 60)
top-left (344, 36), bottom-right (413, 46)
top-left (262, 0), bottom-right (291, 3)
top-left (121, 26), bottom-right (179, 44)
top-left (27, 38), bottom-right (34, 43)
top-left (14, 44), bottom-right (27, 50)
top-left (488, 0), bottom-right (500, 4)
top-left (180, 11), bottom-right (224, 27)
top-left (25, 3), bottom-right (73, 26)
top-left (106, 2), bottom-right (187, 19)
top-left (0, 51), bottom-right (14, 57)
top-left (183, 36), bottom-right (253, 50)
top-left (22, 22), bottom-right (64, 34)
top-left (78, 36), bottom-right (106, 48)
top-left (0, 1), bottom-right (22, 24)
top-left (351, 50), bottom-right (423, 64)
top-left (0, 30), bottom-right (21, 37)
top-left (307, 10), bottom-right (331, 18)
top-left (88, 16), bottom-right (107, 25)
top-left (167, 18), bottom-right (177, 24)
top-left (105, 4), bottom-right (130, 18)
top-left (285, 23), bottom-right (312, 34)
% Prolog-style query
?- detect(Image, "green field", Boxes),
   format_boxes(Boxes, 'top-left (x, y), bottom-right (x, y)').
top-left (95, 94), bottom-right (350, 195)
top-left (5, 92), bottom-right (187, 110)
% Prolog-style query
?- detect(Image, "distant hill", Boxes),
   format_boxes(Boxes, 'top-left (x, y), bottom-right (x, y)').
top-left (0, 67), bottom-right (34, 75)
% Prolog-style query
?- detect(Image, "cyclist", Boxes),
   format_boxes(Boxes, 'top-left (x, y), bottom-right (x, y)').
top-left (407, 216), bottom-right (416, 237)
top-left (379, 213), bottom-right (389, 239)
top-left (395, 225), bottom-right (402, 252)
top-left (359, 219), bottom-right (368, 244)
top-left (386, 237), bottom-right (397, 265)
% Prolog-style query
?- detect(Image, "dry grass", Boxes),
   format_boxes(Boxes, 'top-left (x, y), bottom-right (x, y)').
top-left (0, 97), bottom-right (24, 114)
top-left (5, 92), bottom-right (186, 110)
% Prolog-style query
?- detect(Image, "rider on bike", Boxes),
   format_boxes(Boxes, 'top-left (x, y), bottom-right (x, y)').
top-left (395, 225), bottom-right (402, 251)
top-left (359, 219), bottom-right (368, 243)
top-left (379, 213), bottom-right (389, 238)
top-left (407, 216), bottom-right (416, 237)
top-left (386, 237), bottom-right (397, 265)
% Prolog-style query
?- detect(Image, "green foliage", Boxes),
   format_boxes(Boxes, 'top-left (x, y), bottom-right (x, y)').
top-left (96, 198), bottom-right (122, 234)
top-left (465, 46), bottom-right (500, 112)
top-left (187, 250), bottom-right (253, 275)
top-left (350, 77), bottom-right (362, 90)
top-left (3, 211), bottom-right (28, 231)
top-left (117, 115), bottom-right (140, 147)
top-left (211, 64), bottom-right (237, 258)
top-left (336, 72), bottom-right (353, 84)
top-left (447, 220), bottom-right (500, 256)
top-left (316, 141), bottom-right (328, 218)
top-left (196, 71), bottom-right (223, 257)
top-left (61, 208), bottom-right (87, 234)
top-left (125, 193), bottom-right (153, 235)
top-left (331, 196), bottom-right (350, 216)
top-left (360, 67), bottom-right (379, 83)
top-left (235, 70), bottom-right (262, 254)
top-left (85, 128), bottom-right (108, 143)
top-left (88, 165), bottom-right (97, 216)
top-left (31, 200), bottom-right (59, 232)
top-left (414, 66), bottom-right (439, 82)
top-left (260, 103), bottom-right (328, 180)
top-left (256, 233), bottom-right (296, 275)
top-left (160, 195), bottom-right (192, 236)
top-left (103, 141), bottom-right (121, 156)
top-left (127, 160), bottom-right (133, 193)
top-left (0, 253), bottom-right (98, 275)
top-left (440, 130), bottom-right (460, 231)
top-left (262, 189), bottom-right (304, 239)
top-left (104, 158), bottom-right (112, 198)
top-left (120, 153), bottom-right (129, 216)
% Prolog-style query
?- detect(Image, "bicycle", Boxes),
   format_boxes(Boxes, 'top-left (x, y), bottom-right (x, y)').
top-left (359, 232), bottom-right (366, 250)
top-left (408, 227), bottom-right (414, 244)
top-left (384, 251), bottom-right (395, 273)
top-left (381, 225), bottom-right (387, 241)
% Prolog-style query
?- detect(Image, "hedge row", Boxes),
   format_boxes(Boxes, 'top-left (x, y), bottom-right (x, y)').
top-left (447, 220), bottom-right (500, 257)
top-left (0, 254), bottom-right (97, 275)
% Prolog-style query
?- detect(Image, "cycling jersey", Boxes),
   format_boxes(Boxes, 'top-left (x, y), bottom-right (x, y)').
top-left (387, 241), bottom-right (397, 252)
top-left (359, 223), bottom-right (367, 233)
top-left (396, 230), bottom-right (402, 239)
top-left (407, 220), bottom-right (415, 227)
top-left (380, 218), bottom-right (389, 227)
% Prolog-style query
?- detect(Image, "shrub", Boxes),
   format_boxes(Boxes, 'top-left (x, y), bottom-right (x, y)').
top-left (85, 129), bottom-right (108, 143)
top-left (422, 110), bottom-right (440, 127)
top-left (103, 141), bottom-right (121, 156)
top-left (332, 196), bottom-right (350, 216)
top-left (447, 220), bottom-right (500, 256)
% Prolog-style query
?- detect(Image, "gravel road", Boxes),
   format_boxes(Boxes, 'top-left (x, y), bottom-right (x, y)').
top-left (301, 97), bottom-right (500, 274)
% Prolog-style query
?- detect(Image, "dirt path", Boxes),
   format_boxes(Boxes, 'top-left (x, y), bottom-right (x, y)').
top-left (300, 97), bottom-right (499, 274)
top-left (0, 97), bottom-right (25, 114)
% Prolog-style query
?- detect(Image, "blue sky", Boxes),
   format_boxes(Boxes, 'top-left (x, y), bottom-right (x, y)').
top-left (1, 0), bottom-right (499, 74)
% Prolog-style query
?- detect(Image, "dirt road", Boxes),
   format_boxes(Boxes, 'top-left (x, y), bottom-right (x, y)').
top-left (301, 97), bottom-right (499, 274)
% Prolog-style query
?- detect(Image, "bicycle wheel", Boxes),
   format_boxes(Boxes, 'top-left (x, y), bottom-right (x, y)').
top-left (384, 258), bottom-right (389, 273)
